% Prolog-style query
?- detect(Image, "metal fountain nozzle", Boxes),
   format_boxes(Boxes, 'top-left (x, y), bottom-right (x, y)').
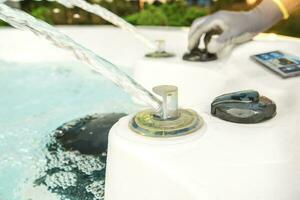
top-left (129, 85), bottom-right (204, 137)
top-left (145, 39), bottom-right (175, 58)
top-left (155, 40), bottom-right (166, 53)
top-left (153, 85), bottom-right (179, 120)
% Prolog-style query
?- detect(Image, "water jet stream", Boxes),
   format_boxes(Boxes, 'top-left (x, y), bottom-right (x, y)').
top-left (56, 0), bottom-right (157, 50)
top-left (0, 3), bottom-right (161, 111)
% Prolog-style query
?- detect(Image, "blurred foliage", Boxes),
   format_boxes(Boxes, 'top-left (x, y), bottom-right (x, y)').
top-left (125, 1), bottom-right (208, 26)
top-left (99, 0), bottom-right (138, 17)
top-left (212, 0), bottom-right (247, 11)
top-left (30, 6), bottom-right (53, 24)
top-left (270, 9), bottom-right (300, 38)
top-left (0, 0), bottom-right (299, 37)
top-left (126, 6), bottom-right (168, 26)
top-left (18, 0), bottom-right (138, 25)
top-left (0, 20), bottom-right (7, 26)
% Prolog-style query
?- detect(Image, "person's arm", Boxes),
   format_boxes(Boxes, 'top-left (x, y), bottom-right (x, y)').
top-left (188, 0), bottom-right (300, 55)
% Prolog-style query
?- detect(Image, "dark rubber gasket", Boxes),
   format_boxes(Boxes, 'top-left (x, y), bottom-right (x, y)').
top-left (183, 48), bottom-right (217, 62)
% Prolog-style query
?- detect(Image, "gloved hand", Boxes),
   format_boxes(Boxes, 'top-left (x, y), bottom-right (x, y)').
top-left (188, 0), bottom-right (285, 55)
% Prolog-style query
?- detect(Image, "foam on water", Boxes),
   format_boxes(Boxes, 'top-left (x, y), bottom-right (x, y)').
top-left (0, 61), bottom-right (137, 199)
top-left (0, 4), bottom-right (163, 199)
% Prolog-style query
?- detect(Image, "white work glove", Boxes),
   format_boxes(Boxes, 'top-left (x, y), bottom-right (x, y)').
top-left (188, 0), bottom-right (284, 55)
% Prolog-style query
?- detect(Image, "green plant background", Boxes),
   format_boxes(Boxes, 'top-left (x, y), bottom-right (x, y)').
top-left (125, 2), bottom-right (208, 26)
top-left (0, 0), bottom-right (299, 37)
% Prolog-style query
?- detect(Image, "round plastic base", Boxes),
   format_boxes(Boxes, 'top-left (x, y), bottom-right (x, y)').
top-left (145, 51), bottom-right (175, 58)
top-left (129, 109), bottom-right (203, 137)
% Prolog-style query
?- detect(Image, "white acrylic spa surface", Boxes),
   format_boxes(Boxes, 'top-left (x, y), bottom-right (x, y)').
top-left (0, 26), bottom-right (300, 200)
top-left (106, 30), bottom-right (300, 200)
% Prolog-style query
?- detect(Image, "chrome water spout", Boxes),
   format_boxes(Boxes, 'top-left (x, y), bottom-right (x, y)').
top-left (155, 40), bottom-right (166, 53)
top-left (145, 39), bottom-right (175, 58)
top-left (153, 85), bottom-right (179, 120)
top-left (130, 85), bottom-right (204, 138)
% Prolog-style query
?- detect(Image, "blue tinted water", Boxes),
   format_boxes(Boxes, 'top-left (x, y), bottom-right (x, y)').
top-left (0, 60), bottom-right (137, 199)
